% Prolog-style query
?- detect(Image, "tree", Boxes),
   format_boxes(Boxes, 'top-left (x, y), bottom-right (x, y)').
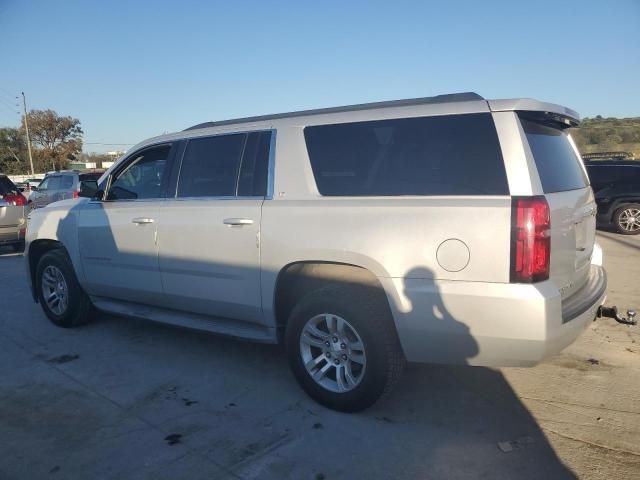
top-left (0, 127), bottom-right (29, 175)
top-left (21, 109), bottom-right (83, 171)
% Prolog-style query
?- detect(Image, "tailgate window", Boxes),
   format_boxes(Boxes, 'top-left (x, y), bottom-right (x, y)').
top-left (0, 176), bottom-right (19, 196)
top-left (519, 114), bottom-right (588, 193)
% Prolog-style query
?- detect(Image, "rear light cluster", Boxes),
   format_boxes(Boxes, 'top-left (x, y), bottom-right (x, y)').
top-left (73, 191), bottom-right (79, 199)
top-left (1, 193), bottom-right (27, 206)
top-left (510, 196), bottom-right (551, 283)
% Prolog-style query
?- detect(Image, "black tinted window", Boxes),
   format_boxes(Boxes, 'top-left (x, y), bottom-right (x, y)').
top-left (238, 131), bottom-right (271, 196)
top-left (108, 145), bottom-right (170, 200)
top-left (178, 134), bottom-right (246, 197)
top-left (304, 113), bottom-right (508, 196)
top-left (0, 176), bottom-right (18, 195)
top-left (520, 116), bottom-right (588, 193)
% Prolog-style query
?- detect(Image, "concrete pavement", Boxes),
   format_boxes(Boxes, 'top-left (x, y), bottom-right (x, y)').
top-left (0, 232), bottom-right (638, 479)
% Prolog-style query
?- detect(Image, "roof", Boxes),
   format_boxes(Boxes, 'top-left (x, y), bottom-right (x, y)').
top-left (184, 92), bottom-right (485, 131)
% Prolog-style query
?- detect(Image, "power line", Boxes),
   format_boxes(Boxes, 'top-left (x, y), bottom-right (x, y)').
top-left (0, 96), bottom-right (18, 111)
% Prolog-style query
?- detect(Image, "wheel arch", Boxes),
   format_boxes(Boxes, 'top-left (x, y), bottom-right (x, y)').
top-left (272, 261), bottom-right (396, 341)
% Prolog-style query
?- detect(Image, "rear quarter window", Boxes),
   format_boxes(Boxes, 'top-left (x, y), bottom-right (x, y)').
top-left (519, 115), bottom-right (589, 193)
top-left (304, 113), bottom-right (509, 196)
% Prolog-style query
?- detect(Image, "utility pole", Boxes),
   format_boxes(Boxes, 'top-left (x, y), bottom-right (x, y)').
top-left (21, 92), bottom-right (35, 176)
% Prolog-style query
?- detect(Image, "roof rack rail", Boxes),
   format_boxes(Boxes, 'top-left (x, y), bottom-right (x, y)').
top-left (184, 92), bottom-right (484, 131)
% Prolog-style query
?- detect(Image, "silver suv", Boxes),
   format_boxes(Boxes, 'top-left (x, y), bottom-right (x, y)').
top-left (25, 93), bottom-right (607, 411)
top-left (29, 170), bottom-right (102, 209)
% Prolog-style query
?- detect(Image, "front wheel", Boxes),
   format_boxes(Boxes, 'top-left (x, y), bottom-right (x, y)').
top-left (36, 249), bottom-right (92, 327)
top-left (285, 285), bottom-right (404, 412)
top-left (614, 204), bottom-right (640, 235)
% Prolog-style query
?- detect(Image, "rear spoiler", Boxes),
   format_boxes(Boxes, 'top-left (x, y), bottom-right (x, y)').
top-left (488, 99), bottom-right (580, 128)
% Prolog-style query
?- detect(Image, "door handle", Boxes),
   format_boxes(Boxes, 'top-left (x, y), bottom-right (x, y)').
top-left (223, 218), bottom-right (254, 226)
top-left (132, 217), bottom-right (155, 224)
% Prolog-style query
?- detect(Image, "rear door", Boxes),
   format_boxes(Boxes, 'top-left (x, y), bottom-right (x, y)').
top-left (519, 114), bottom-right (595, 299)
top-left (157, 131), bottom-right (271, 324)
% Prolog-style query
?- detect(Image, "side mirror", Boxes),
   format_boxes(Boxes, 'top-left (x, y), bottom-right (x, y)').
top-left (31, 186), bottom-right (38, 192)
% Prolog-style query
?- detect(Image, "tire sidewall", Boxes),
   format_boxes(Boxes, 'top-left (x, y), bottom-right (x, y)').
top-left (614, 204), bottom-right (640, 235)
top-left (285, 286), bottom-right (395, 412)
top-left (36, 250), bottom-right (85, 327)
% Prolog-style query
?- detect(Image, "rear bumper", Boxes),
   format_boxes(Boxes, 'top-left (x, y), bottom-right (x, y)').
top-left (0, 224), bottom-right (25, 245)
top-left (386, 264), bottom-right (607, 367)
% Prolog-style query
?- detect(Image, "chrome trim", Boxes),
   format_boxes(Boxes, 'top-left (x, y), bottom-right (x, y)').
top-left (164, 196), bottom-right (264, 201)
top-left (266, 130), bottom-right (276, 200)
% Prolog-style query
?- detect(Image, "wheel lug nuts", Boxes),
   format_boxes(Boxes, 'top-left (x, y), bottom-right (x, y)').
top-left (332, 337), bottom-right (338, 343)
top-left (334, 359), bottom-right (340, 365)
top-left (325, 341), bottom-right (330, 346)
top-left (342, 354), bottom-right (347, 360)
top-left (340, 343), bottom-right (346, 349)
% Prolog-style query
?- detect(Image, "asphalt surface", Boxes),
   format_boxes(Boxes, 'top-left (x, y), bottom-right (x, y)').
top-left (0, 232), bottom-right (638, 479)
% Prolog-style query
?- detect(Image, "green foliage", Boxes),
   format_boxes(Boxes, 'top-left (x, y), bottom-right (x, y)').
top-left (0, 127), bottom-right (30, 174)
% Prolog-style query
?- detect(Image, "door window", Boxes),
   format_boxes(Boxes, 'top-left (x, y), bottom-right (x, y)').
top-left (177, 134), bottom-right (246, 198)
top-left (107, 145), bottom-right (171, 200)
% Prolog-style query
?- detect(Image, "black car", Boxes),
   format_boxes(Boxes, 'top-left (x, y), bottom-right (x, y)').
top-left (585, 160), bottom-right (640, 235)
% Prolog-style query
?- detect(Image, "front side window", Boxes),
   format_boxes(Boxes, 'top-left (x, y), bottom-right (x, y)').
top-left (107, 145), bottom-right (170, 200)
top-left (304, 113), bottom-right (509, 196)
top-left (177, 134), bottom-right (246, 198)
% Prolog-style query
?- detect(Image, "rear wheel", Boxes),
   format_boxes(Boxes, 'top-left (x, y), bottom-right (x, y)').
top-left (285, 285), bottom-right (405, 412)
top-left (36, 249), bottom-right (92, 327)
top-left (614, 204), bottom-right (640, 235)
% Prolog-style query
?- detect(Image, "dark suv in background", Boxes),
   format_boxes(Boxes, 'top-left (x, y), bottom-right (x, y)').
top-left (585, 160), bottom-right (640, 234)
top-left (28, 170), bottom-right (102, 209)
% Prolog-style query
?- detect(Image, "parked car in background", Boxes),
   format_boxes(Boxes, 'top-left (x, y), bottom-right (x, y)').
top-left (0, 174), bottom-right (27, 251)
top-left (585, 160), bottom-right (640, 235)
top-left (25, 93), bottom-right (607, 411)
top-left (28, 170), bottom-right (103, 209)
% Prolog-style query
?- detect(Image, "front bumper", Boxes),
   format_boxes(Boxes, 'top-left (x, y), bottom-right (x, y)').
top-left (386, 265), bottom-right (607, 367)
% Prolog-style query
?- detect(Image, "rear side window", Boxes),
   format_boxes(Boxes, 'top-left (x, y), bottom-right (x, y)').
top-left (47, 176), bottom-right (62, 190)
top-left (178, 134), bottom-right (246, 198)
top-left (0, 176), bottom-right (18, 195)
top-left (60, 175), bottom-right (74, 189)
top-left (238, 131), bottom-right (271, 196)
top-left (519, 116), bottom-right (588, 193)
top-left (304, 113), bottom-right (508, 196)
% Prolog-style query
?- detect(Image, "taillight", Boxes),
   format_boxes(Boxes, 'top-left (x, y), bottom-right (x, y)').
top-left (2, 194), bottom-right (27, 206)
top-left (73, 191), bottom-right (79, 199)
top-left (510, 196), bottom-right (551, 283)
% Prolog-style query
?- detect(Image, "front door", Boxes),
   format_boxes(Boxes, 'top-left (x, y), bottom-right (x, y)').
top-left (78, 143), bottom-right (175, 304)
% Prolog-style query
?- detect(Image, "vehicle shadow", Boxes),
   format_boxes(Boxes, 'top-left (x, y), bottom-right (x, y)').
top-left (16, 200), bottom-right (578, 478)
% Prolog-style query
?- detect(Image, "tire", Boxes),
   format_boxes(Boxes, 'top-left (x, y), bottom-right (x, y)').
top-left (613, 204), bottom-right (640, 235)
top-left (285, 285), bottom-right (405, 412)
top-left (36, 249), bottom-right (92, 328)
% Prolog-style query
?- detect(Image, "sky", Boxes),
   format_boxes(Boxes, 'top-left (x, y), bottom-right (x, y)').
top-left (0, 0), bottom-right (639, 154)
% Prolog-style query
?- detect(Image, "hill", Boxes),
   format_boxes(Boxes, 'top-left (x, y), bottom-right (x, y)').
top-left (570, 116), bottom-right (640, 159)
